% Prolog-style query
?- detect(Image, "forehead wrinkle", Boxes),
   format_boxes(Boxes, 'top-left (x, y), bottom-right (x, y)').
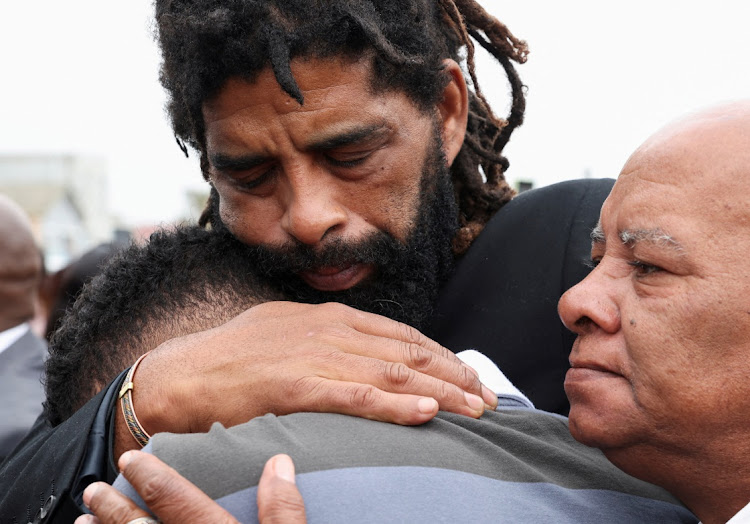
top-left (619, 228), bottom-right (685, 255)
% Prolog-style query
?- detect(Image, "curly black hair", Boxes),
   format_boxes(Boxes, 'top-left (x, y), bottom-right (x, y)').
top-left (43, 227), bottom-right (281, 426)
top-left (155, 0), bottom-right (528, 254)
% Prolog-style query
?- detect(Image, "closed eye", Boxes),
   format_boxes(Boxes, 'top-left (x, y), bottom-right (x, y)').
top-left (324, 153), bottom-right (369, 168)
top-left (225, 164), bottom-right (279, 191)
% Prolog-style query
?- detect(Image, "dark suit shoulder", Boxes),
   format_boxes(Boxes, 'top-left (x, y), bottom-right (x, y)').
top-left (0, 329), bottom-right (47, 371)
top-left (428, 178), bottom-right (614, 415)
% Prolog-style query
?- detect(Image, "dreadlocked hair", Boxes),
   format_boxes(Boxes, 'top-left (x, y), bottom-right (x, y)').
top-left (156, 0), bottom-right (527, 254)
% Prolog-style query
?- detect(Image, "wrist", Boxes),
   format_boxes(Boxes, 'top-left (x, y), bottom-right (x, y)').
top-left (119, 352), bottom-right (152, 447)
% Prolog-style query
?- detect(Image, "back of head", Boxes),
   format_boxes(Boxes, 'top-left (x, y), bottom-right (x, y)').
top-left (0, 194), bottom-right (42, 332)
top-left (44, 226), bottom-right (282, 426)
top-left (155, 0), bottom-right (528, 252)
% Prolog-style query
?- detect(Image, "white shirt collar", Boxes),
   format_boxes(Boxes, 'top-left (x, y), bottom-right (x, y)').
top-left (0, 322), bottom-right (31, 355)
top-left (456, 349), bottom-right (534, 408)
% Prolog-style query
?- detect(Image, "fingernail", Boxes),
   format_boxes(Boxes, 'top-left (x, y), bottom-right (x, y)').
top-left (464, 392), bottom-right (485, 412)
top-left (82, 482), bottom-right (100, 507)
top-left (119, 450), bottom-right (136, 470)
top-left (417, 397), bottom-right (438, 414)
top-left (272, 454), bottom-right (296, 484)
top-left (481, 385), bottom-right (498, 408)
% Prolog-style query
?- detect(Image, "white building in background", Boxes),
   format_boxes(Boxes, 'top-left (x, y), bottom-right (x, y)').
top-left (0, 155), bottom-right (114, 271)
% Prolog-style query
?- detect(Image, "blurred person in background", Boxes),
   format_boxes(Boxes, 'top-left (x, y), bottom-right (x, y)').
top-left (38, 242), bottom-right (124, 341)
top-left (0, 194), bottom-right (47, 462)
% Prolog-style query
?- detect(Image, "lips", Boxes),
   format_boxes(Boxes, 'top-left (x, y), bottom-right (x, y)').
top-left (565, 358), bottom-right (625, 391)
top-left (299, 262), bottom-right (375, 291)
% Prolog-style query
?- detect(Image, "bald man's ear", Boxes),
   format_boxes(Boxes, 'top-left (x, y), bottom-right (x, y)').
top-left (437, 59), bottom-right (469, 168)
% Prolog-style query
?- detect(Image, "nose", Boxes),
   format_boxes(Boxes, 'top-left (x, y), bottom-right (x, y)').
top-left (280, 165), bottom-right (348, 246)
top-left (558, 265), bottom-right (621, 336)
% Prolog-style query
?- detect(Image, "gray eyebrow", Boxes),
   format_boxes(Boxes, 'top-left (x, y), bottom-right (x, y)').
top-left (589, 223), bottom-right (685, 255)
top-left (590, 222), bottom-right (605, 244)
top-left (619, 228), bottom-right (685, 254)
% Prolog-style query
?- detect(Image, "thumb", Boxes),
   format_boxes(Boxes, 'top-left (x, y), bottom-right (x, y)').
top-left (257, 454), bottom-right (307, 524)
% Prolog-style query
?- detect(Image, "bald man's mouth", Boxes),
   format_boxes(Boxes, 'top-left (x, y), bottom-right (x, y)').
top-left (299, 262), bottom-right (375, 291)
top-left (565, 359), bottom-right (624, 387)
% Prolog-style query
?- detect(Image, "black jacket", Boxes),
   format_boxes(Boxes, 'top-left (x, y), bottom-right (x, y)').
top-left (427, 177), bottom-right (614, 415)
top-left (0, 178), bottom-right (613, 523)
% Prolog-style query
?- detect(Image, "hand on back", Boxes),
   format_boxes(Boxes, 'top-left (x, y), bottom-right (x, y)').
top-left (115, 301), bottom-right (496, 457)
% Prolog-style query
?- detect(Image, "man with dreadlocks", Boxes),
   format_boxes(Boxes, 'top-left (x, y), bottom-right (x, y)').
top-left (0, 1), bottom-right (613, 521)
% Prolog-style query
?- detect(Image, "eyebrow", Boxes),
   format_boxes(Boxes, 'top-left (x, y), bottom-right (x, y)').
top-left (590, 222), bottom-right (685, 255)
top-left (590, 222), bottom-right (605, 244)
top-left (307, 123), bottom-right (390, 151)
top-left (209, 152), bottom-right (270, 171)
top-left (209, 123), bottom-right (391, 171)
top-left (619, 228), bottom-right (685, 254)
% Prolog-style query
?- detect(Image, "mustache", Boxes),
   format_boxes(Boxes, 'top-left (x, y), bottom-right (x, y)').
top-left (240, 231), bottom-right (406, 277)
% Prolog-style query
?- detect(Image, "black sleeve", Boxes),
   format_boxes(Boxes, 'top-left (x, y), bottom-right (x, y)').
top-left (0, 369), bottom-right (128, 524)
top-left (427, 178), bottom-right (614, 416)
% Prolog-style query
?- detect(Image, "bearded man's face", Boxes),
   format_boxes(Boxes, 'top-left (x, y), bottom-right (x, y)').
top-left (203, 56), bottom-right (462, 328)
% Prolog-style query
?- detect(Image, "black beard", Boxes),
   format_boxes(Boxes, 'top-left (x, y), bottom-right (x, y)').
top-left (212, 135), bottom-right (459, 330)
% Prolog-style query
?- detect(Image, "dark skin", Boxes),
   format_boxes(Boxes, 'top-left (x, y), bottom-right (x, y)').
top-left (112, 57), bottom-right (497, 461)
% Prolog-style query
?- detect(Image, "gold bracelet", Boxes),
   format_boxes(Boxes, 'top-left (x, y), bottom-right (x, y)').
top-left (119, 352), bottom-right (152, 447)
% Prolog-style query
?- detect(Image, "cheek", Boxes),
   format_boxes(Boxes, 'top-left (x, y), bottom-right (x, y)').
top-left (341, 163), bottom-right (424, 241)
top-left (216, 187), bottom-right (283, 245)
top-left (621, 292), bottom-right (729, 420)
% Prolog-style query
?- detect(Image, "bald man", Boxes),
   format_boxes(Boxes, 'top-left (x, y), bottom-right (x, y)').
top-left (0, 195), bottom-right (47, 461)
top-left (559, 101), bottom-right (750, 524)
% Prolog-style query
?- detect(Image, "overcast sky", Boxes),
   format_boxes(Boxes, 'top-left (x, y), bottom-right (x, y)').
top-left (1, 1), bottom-right (749, 226)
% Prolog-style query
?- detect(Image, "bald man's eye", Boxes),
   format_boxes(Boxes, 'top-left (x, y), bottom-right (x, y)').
top-left (584, 257), bottom-right (601, 269)
top-left (628, 260), bottom-right (662, 276)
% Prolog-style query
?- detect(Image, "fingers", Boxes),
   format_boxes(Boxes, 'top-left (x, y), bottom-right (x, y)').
top-left (304, 353), bottom-right (486, 417)
top-left (345, 333), bottom-right (498, 410)
top-left (114, 451), bottom-right (238, 524)
top-left (293, 377), bottom-right (450, 424)
top-left (257, 454), bottom-right (307, 524)
top-left (327, 304), bottom-right (497, 407)
top-left (77, 481), bottom-right (154, 524)
top-left (334, 303), bottom-right (462, 362)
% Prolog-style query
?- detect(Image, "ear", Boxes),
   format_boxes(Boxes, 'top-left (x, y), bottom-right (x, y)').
top-left (436, 59), bottom-right (469, 167)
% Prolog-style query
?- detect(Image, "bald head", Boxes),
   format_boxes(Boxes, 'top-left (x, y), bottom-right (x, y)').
top-left (620, 100), bottom-right (750, 206)
top-left (0, 195), bottom-right (42, 331)
top-left (559, 100), bottom-right (750, 522)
